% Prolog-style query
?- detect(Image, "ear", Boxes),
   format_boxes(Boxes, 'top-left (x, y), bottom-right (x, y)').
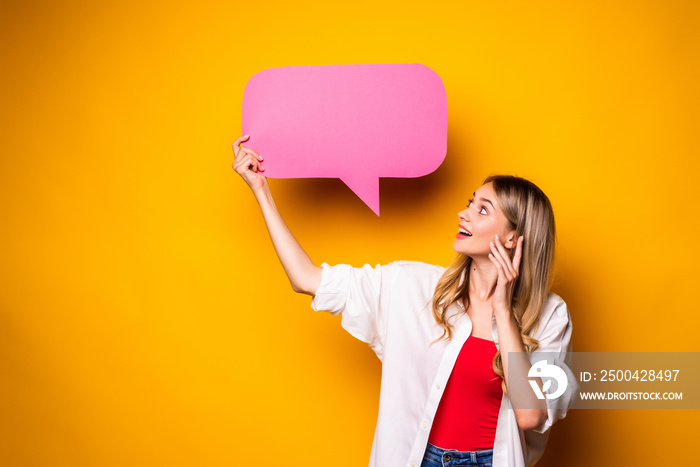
top-left (503, 230), bottom-right (517, 249)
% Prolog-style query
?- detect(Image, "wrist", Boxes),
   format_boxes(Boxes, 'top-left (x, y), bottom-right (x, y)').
top-left (493, 305), bottom-right (513, 321)
top-left (252, 181), bottom-right (271, 203)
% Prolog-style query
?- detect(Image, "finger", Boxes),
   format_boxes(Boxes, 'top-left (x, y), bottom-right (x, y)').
top-left (233, 148), bottom-right (263, 173)
top-left (232, 152), bottom-right (255, 171)
top-left (493, 235), bottom-right (516, 277)
top-left (490, 240), bottom-right (514, 280)
top-left (237, 145), bottom-right (263, 163)
top-left (489, 245), bottom-right (512, 282)
top-left (512, 236), bottom-right (524, 272)
top-left (233, 153), bottom-right (264, 174)
top-left (488, 253), bottom-right (507, 283)
top-left (244, 155), bottom-right (264, 174)
top-left (232, 135), bottom-right (250, 155)
top-left (234, 146), bottom-right (251, 159)
top-left (233, 135), bottom-right (250, 145)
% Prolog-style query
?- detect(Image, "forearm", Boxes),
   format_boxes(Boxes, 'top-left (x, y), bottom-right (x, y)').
top-left (253, 183), bottom-right (322, 296)
top-left (495, 308), bottom-right (548, 431)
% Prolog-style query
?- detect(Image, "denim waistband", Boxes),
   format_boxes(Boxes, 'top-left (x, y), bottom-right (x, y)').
top-left (422, 442), bottom-right (493, 466)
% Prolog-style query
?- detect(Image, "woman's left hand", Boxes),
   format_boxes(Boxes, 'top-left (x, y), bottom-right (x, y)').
top-left (488, 234), bottom-right (524, 315)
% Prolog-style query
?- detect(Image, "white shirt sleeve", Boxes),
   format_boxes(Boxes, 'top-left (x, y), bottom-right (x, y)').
top-left (310, 262), bottom-right (393, 357)
top-left (529, 297), bottom-right (579, 434)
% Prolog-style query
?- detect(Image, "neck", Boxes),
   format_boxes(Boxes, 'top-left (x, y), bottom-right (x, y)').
top-left (466, 255), bottom-right (499, 302)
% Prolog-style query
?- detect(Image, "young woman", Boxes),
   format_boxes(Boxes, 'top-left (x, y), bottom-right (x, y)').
top-left (232, 135), bottom-right (577, 467)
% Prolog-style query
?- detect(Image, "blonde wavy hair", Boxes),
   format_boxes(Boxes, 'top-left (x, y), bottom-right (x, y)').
top-left (431, 175), bottom-right (556, 395)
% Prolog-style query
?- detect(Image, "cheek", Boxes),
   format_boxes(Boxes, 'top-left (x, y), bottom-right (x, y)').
top-left (474, 218), bottom-right (496, 236)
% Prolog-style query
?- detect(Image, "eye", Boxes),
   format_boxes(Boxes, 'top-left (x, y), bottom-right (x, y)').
top-left (467, 199), bottom-right (487, 214)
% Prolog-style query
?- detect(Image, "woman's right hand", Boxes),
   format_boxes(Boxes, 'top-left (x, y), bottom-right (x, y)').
top-left (231, 136), bottom-right (322, 295)
top-left (232, 135), bottom-right (267, 193)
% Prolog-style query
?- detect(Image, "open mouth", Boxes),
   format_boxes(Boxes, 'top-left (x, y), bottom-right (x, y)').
top-left (458, 227), bottom-right (472, 237)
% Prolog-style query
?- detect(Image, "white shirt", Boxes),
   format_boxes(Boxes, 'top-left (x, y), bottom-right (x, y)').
top-left (310, 261), bottom-right (578, 467)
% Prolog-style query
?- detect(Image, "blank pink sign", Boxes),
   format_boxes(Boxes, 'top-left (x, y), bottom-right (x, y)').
top-left (241, 64), bottom-right (447, 215)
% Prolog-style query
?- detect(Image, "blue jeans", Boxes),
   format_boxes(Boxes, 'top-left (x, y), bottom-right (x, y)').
top-left (420, 442), bottom-right (493, 467)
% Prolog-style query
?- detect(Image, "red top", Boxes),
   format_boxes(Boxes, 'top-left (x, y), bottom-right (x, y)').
top-left (428, 336), bottom-right (503, 451)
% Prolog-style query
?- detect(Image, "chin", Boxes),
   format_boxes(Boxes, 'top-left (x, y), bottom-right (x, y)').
top-left (452, 242), bottom-right (469, 256)
top-left (453, 243), bottom-right (488, 259)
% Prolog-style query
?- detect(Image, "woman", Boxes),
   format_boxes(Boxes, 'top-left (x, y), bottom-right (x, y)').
top-left (232, 135), bottom-right (577, 467)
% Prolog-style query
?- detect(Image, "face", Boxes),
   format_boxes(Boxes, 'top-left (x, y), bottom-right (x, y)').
top-left (453, 182), bottom-right (517, 258)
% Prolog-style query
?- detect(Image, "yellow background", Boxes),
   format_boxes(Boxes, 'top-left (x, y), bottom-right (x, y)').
top-left (2, 0), bottom-right (699, 465)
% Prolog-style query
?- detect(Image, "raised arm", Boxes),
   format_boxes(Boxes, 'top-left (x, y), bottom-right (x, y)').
top-left (232, 135), bottom-right (322, 296)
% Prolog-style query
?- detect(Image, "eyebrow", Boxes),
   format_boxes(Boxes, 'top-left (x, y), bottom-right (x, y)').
top-left (472, 192), bottom-right (495, 209)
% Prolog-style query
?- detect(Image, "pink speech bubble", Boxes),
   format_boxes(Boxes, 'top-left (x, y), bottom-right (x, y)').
top-left (241, 64), bottom-right (447, 215)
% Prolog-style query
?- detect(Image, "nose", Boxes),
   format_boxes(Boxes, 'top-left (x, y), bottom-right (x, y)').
top-left (458, 206), bottom-right (471, 221)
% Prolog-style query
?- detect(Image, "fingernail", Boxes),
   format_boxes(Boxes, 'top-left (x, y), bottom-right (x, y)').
top-left (244, 135), bottom-right (249, 138)
top-left (261, 165), bottom-right (265, 171)
top-left (490, 241), bottom-right (494, 247)
top-left (259, 155), bottom-right (263, 160)
top-left (495, 234), bottom-right (499, 240)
